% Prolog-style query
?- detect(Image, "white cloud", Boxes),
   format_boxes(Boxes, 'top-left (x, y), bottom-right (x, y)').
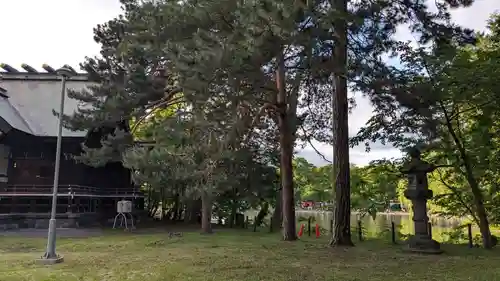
top-left (0, 0), bottom-right (498, 166)
top-left (450, 2), bottom-right (500, 31)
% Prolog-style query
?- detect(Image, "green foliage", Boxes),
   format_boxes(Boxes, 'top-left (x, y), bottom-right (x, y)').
top-left (351, 12), bottom-right (500, 247)
top-left (293, 157), bottom-right (403, 216)
top-left (293, 157), bottom-right (332, 202)
top-left (350, 160), bottom-right (403, 216)
top-left (57, 0), bottom-right (500, 245)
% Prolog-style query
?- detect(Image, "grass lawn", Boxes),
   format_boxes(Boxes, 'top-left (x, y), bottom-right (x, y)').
top-left (1, 228), bottom-right (500, 281)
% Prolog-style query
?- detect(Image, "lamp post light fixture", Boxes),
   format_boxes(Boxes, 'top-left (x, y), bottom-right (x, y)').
top-left (38, 66), bottom-right (76, 265)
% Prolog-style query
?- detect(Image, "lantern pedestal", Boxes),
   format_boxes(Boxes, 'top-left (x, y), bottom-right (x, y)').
top-left (401, 147), bottom-right (443, 255)
top-left (404, 235), bottom-right (442, 254)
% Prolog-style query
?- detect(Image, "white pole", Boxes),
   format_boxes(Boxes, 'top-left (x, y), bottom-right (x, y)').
top-left (42, 67), bottom-right (74, 262)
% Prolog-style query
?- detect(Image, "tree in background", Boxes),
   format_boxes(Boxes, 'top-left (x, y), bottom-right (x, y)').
top-left (351, 10), bottom-right (500, 248)
top-left (294, 157), bottom-right (402, 217)
top-left (294, 157), bottom-right (332, 203)
top-left (350, 160), bottom-right (402, 218)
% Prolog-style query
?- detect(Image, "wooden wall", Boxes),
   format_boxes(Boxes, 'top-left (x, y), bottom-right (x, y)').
top-left (1, 129), bottom-right (132, 191)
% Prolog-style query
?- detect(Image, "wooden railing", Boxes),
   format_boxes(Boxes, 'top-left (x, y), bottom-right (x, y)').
top-left (0, 184), bottom-right (143, 197)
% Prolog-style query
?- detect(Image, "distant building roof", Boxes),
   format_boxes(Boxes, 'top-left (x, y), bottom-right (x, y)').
top-left (0, 63), bottom-right (91, 137)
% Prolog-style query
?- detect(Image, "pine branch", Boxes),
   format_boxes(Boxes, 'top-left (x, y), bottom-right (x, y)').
top-left (131, 96), bottom-right (185, 134)
top-left (300, 123), bottom-right (332, 164)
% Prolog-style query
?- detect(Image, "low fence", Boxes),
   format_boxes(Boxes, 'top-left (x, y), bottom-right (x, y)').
top-left (0, 184), bottom-right (143, 197)
top-left (242, 215), bottom-right (479, 247)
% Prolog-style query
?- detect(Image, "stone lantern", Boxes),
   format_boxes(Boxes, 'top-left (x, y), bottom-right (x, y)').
top-left (401, 147), bottom-right (442, 254)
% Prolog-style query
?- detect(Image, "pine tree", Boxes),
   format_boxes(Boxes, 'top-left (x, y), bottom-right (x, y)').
top-left (324, 0), bottom-right (477, 247)
top-left (62, 0), bottom-right (478, 242)
top-left (63, 0), bottom-right (184, 165)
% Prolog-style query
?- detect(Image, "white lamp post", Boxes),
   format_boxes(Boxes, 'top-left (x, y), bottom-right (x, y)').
top-left (39, 67), bottom-right (75, 264)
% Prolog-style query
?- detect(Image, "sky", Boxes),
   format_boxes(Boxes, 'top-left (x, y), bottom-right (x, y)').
top-left (1, 0), bottom-right (498, 166)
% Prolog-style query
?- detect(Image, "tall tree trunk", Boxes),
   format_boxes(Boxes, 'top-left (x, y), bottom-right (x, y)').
top-left (229, 187), bottom-right (238, 228)
top-left (229, 199), bottom-right (237, 228)
top-left (330, 0), bottom-right (353, 247)
top-left (184, 199), bottom-right (201, 224)
top-left (174, 205), bottom-right (183, 221)
top-left (200, 191), bottom-right (213, 234)
top-left (160, 186), bottom-right (165, 220)
top-left (171, 193), bottom-right (180, 221)
top-left (147, 196), bottom-right (159, 217)
top-left (256, 201), bottom-right (269, 226)
top-left (184, 201), bottom-right (192, 223)
top-left (280, 125), bottom-right (296, 241)
top-left (271, 188), bottom-right (283, 231)
top-left (470, 183), bottom-right (492, 248)
top-left (440, 103), bottom-right (492, 248)
top-left (161, 199), bottom-right (167, 221)
top-left (276, 49), bottom-right (297, 241)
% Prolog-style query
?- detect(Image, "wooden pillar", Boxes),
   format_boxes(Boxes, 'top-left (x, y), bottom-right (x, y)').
top-left (11, 197), bottom-right (18, 213)
top-left (138, 197), bottom-right (145, 210)
top-left (29, 199), bottom-right (36, 213)
top-left (75, 198), bottom-right (81, 213)
top-left (67, 196), bottom-right (74, 213)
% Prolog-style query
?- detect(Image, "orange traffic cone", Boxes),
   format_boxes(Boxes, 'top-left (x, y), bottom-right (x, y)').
top-left (298, 224), bottom-right (305, 237)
